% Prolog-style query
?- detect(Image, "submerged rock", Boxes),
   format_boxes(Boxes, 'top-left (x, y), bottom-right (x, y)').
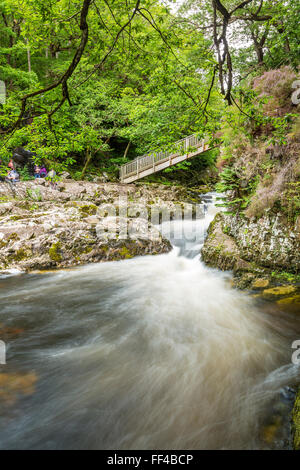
top-left (262, 286), bottom-right (297, 297)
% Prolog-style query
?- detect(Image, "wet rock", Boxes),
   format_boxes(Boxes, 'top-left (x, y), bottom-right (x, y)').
top-left (262, 286), bottom-right (297, 297)
top-left (222, 212), bottom-right (300, 271)
top-left (0, 372), bottom-right (37, 405)
top-left (201, 213), bottom-right (246, 271)
top-left (262, 416), bottom-right (282, 446)
top-left (60, 171), bottom-right (70, 180)
top-left (252, 278), bottom-right (270, 289)
top-left (276, 294), bottom-right (300, 305)
top-left (201, 211), bottom-right (300, 289)
top-left (0, 323), bottom-right (24, 340)
top-left (292, 389), bottom-right (300, 450)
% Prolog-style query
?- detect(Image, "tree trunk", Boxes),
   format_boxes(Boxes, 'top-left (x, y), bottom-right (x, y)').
top-left (26, 39), bottom-right (31, 72)
top-left (81, 147), bottom-right (92, 178)
top-left (123, 141), bottom-right (131, 160)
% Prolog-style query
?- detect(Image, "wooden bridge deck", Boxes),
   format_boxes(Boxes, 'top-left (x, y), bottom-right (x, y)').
top-left (119, 134), bottom-right (210, 184)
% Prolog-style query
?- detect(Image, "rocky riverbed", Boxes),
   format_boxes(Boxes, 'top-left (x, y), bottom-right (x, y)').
top-left (0, 179), bottom-right (201, 273)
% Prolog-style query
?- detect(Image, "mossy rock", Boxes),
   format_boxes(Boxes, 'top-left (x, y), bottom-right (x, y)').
top-left (9, 214), bottom-right (31, 221)
top-left (252, 278), bottom-right (270, 289)
top-left (263, 286), bottom-right (297, 297)
top-left (79, 204), bottom-right (97, 217)
top-left (201, 213), bottom-right (241, 271)
top-left (49, 242), bottom-right (63, 263)
top-left (292, 389), bottom-right (300, 450)
top-left (118, 246), bottom-right (133, 259)
top-left (6, 233), bottom-right (19, 243)
top-left (8, 248), bottom-right (30, 262)
top-left (277, 294), bottom-right (300, 305)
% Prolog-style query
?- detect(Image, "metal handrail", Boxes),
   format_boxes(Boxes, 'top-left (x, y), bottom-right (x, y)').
top-left (120, 134), bottom-right (206, 182)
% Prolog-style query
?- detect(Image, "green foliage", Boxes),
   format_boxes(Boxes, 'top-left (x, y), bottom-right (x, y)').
top-left (26, 186), bottom-right (42, 201)
top-left (282, 182), bottom-right (300, 223)
top-left (216, 168), bottom-right (260, 214)
top-left (216, 168), bottom-right (240, 193)
top-left (0, 0), bottom-right (223, 179)
top-left (0, 0), bottom-right (298, 185)
top-left (18, 165), bottom-right (32, 181)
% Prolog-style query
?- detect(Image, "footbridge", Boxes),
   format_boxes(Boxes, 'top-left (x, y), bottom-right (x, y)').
top-left (119, 134), bottom-right (210, 184)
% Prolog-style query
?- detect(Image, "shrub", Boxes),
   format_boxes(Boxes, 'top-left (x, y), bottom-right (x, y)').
top-left (253, 66), bottom-right (297, 113)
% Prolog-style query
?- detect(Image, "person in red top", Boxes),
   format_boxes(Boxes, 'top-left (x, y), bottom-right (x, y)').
top-left (8, 159), bottom-right (14, 170)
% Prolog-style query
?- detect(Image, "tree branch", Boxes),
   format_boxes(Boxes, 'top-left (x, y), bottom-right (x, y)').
top-left (4, 0), bottom-right (92, 135)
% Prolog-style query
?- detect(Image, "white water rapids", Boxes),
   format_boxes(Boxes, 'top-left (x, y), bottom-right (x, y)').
top-left (0, 193), bottom-right (299, 449)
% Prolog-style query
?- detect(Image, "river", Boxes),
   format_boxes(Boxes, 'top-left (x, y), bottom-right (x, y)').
top-left (0, 193), bottom-right (299, 449)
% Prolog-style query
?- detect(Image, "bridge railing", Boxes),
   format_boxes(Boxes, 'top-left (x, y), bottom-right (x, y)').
top-left (120, 134), bottom-right (206, 182)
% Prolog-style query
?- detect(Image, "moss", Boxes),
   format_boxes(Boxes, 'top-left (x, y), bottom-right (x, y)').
top-left (276, 294), bottom-right (300, 305)
top-left (292, 389), bottom-right (300, 450)
top-left (252, 278), bottom-right (270, 289)
top-left (83, 246), bottom-right (93, 254)
top-left (9, 215), bottom-right (29, 221)
top-left (73, 245), bottom-right (93, 257)
top-left (79, 204), bottom-right (97, 217)
top-left (206, 212), bottom-right (223, 234)
top-left (0, 196), bottom-right (13, 203)
top-left (8, 248), bottom-right (29, 262)
top-left (26, 187), bottom-right (42, 202)
top-left (263, 285), bottom-right (297, 296)
top-left (271, 270), bottom-right (300, 283)
top-left (7, 233), bottom-right (20, 242)
top-left (32, 213), bottom-right (47, 219)
top-left (0, 233), bottom-right (20, 248)
top-left (119, 246), bottom-right (133, 259)
top-left (49, 242), bottom-right (63, 263)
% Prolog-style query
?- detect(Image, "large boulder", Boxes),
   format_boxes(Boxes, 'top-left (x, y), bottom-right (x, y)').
top-left (0, 180), bottom-right (177, 273)
top-left (201, 212), bottom-right (248, 271)
top-left (201, 210), bottom-right (300, 289)
top-left (12, 147), bottom-right (36, 174)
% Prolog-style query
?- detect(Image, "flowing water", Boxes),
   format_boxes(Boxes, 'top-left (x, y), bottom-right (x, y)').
top-left (0, 194), bottom-right (299, 449)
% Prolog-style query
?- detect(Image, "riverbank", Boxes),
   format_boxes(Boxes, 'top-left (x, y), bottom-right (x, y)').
top-left (201, 211), bottom-right (300, 305)
top-left (200, 208), bottom-right (300, 449)
top-left (0, 179), bottom-right (203, 273)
